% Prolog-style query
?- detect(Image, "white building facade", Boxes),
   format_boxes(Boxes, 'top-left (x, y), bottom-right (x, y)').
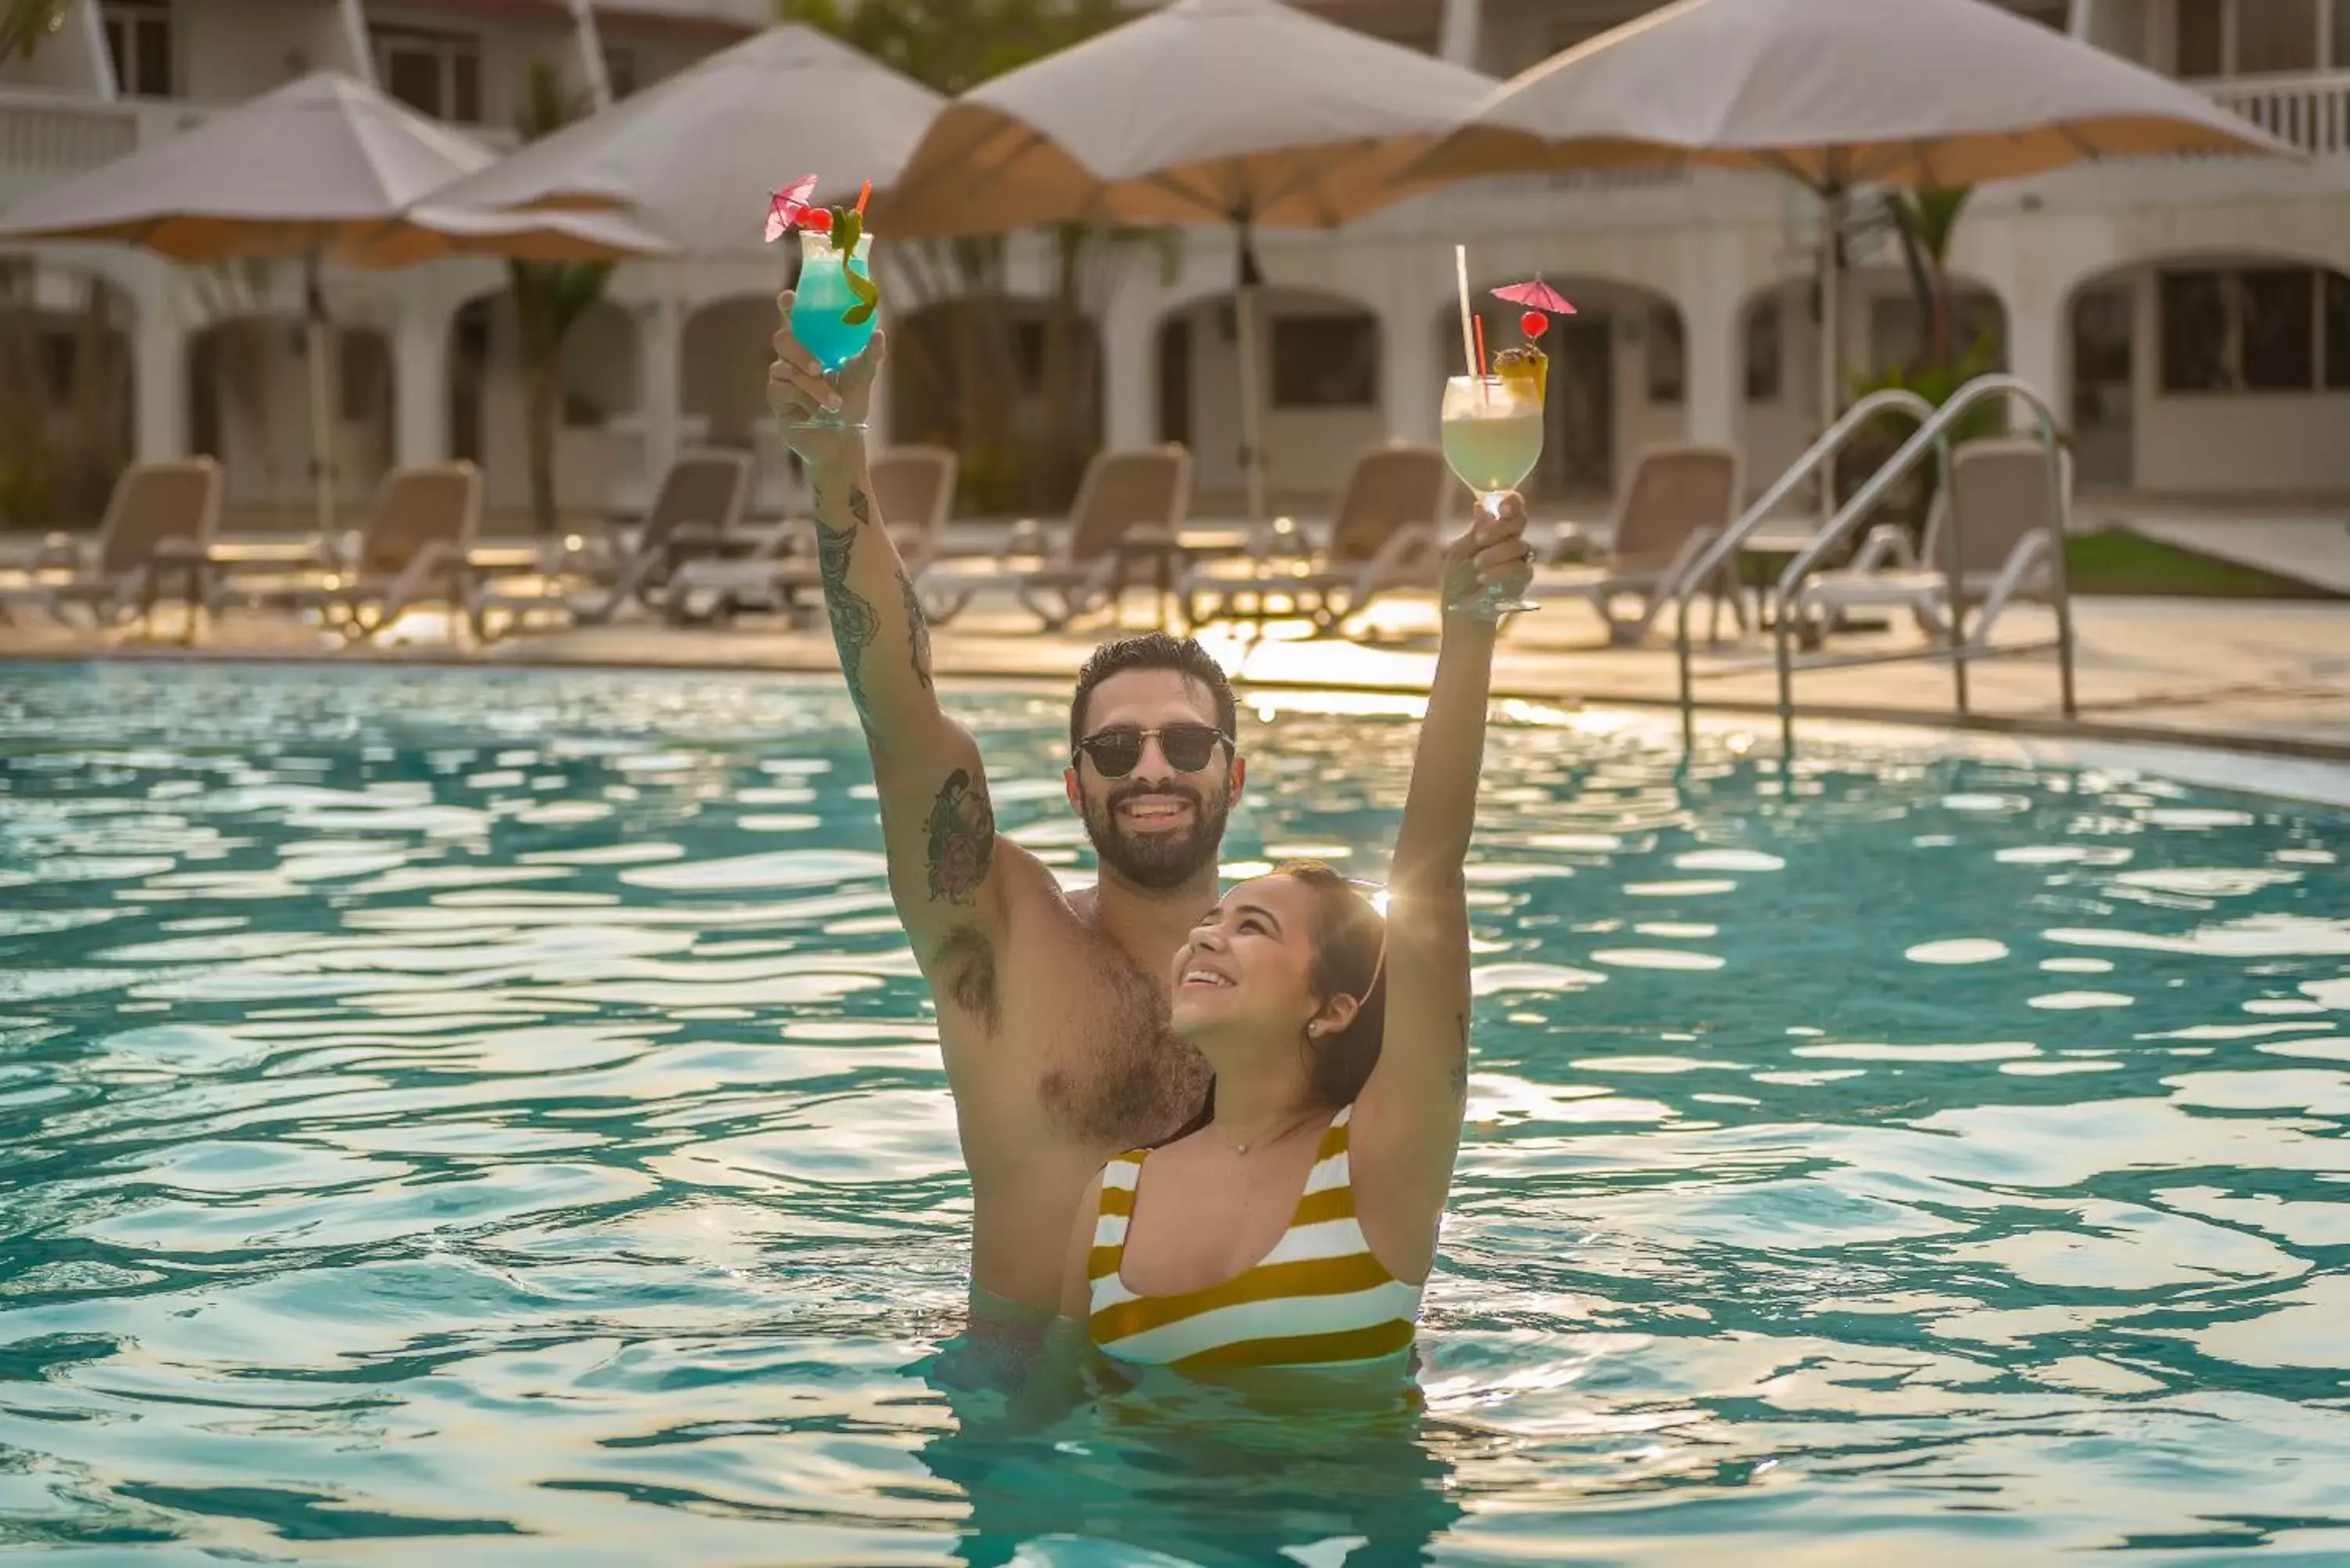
top-left (3, 0), bottom-right (2345, 526)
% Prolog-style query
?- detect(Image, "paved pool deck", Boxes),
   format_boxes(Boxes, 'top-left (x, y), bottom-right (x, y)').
top-left (2115, 517), bottom-right (2350, 596)
top-left (5, 587), bottom-right (2347, 763)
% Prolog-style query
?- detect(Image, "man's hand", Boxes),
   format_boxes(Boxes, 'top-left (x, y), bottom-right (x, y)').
top-left (1440, 491), bottom-right (1535, 621)
top-left (766, 290), bottom-right (885, 475)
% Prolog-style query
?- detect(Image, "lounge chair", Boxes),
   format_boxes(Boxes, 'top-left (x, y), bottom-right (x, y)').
top-left (662, 445), bottom-right (960, 626)
top-left (469, 447), bottom-right (753, 638)
top-left (0, 458), bottom-right (221, 631)
top-left (1179, 442), bottom-right (1450, 634)
top-left (237, 462), bottom-right (480, 638)
top-left (923, 446), bottom-right (1193, 631)
top-left (1791, 438), bottom-right (2065, 645)
top-left (1534, 444), bottom-right (1744, 646)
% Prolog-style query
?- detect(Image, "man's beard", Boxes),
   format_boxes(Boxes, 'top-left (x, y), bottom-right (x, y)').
top-left (1083, 778), bottom-right (1231, 891)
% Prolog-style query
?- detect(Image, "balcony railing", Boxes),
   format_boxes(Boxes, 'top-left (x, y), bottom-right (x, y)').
top-left (0, 90), bottom-right (139, 187)
top-left (2200, 70), bottom-right (2350, 157)
top-left (0, 88), bottom-right (527, 206)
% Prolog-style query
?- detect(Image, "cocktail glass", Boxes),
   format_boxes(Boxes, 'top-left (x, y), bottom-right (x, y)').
top-left (1440, 373), bottom-right (1542, 615)
top-left (789, 229), bottom-right (876, 423)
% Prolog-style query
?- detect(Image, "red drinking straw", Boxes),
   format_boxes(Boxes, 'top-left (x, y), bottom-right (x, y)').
top-left (1473, 313), bottom-right (1488, 379)
top-left (855, 180), bottom-right (872, 217)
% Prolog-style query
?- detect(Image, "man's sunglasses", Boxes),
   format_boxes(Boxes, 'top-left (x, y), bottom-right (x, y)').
top-left (1072, 723), bottom-right (1233, 778)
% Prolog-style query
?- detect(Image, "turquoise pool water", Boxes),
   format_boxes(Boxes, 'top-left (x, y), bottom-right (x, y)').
top-left (3, 663), bottom-right (2347, 1566)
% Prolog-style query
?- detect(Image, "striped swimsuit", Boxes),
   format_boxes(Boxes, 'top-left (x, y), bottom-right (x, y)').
top-left (1086, 1105), bottom-right (1425, 1368)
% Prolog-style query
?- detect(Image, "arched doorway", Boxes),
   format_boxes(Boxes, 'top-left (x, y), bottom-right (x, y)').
top-left (190, 314), bottom-right (394, 525)
top-left (0, 270), bottom-right (132, 526)
top-left (2063, 255), bottom-right (2350, 496)
top-left (889, 296), bottom-right (1103, 513)
top-left (1164, 285), bottom-right (1381, 508)
top-left (448, 293), bottom-right (642, 526)
top-left (1434, 278), bottom-right (1686, 501)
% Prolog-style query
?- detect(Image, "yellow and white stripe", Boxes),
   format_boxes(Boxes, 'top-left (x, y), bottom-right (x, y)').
top-left (1086, 1106), bottom-right (1423, 1369)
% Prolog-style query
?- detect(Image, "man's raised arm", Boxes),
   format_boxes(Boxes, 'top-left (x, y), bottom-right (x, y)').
top-left (768, 298), bottom-right (1010, 1008)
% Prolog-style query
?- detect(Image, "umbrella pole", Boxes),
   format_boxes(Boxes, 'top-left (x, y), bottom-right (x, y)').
top-left (1232, 219), bottom-right (1268, 526)
top-left (303, 247), bottom-right (335, 540)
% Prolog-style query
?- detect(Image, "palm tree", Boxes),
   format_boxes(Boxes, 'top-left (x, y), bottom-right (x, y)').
top-left (1885, 185), bottom-right (1973, 370)
top-left (0, 2), bottom-right (68, 65)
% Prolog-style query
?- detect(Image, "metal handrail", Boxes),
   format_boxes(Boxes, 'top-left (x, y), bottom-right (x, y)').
top-left (1672, 387), bottom-right (1936, 731)
top-left (1770, 373), bottom-right (2077, 750)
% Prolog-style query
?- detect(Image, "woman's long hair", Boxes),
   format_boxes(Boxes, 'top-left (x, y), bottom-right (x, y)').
top-left (1158, 862), bottom-right (1387, 1145)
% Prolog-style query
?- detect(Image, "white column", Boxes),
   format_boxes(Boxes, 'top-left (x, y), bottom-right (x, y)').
top-left (866, 334), bottom-right (895, 448)
top-left (393, 301), bottom-right (450, 464)
top-left (566, 0), bottom-right (614, 110)
top-left (640, 296), bottom-right (683, 476)
top-left (2066, 0), bottom-right (2095, 38)
top-left (337, 0), bottom-right (377, 83)
top-left (1438, 0), bottom-right (1484, 67)
top-left (133, 312), bottom-right (187, 461)
top-left (1381, 291), bottom-right (1440, 445)
top-left (1973, 238), bottom-right (2064, 435)
top-left (2006, 290), bottom-right (2065, 424)
top-left (1103, 302), bottom-right (1157, 452)
top-left (1682, 234), bottom-right (1745, 450)
top-left (78, 0), bottom-right (119, 97)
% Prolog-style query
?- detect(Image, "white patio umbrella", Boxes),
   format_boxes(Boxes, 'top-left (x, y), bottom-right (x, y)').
top-left (1410, 0), bottom-right (2298, 432)
top-left (0, 71), bottom-right (671, 537)
top-left (421, 26), bottom-right (945, 254)
top-left (877, 0), bottom-right (1493, 522)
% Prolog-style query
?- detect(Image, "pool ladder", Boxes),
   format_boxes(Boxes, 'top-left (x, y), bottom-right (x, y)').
top-left (1667, 374), bottom-right (2080, 753)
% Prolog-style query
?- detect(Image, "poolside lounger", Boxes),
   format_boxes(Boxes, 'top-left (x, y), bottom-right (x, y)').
top-left (0, 458), bottom-right (221, 630)
top-left (239, 462), bottom-right (480, 638)
top-left (1180, 442), bottom-right (1451, 634)
top-left (922, 445), bottom-right (1192, 631)
top-left (470, 447), bottom-right (753, 638)
top-left (1532, 444), bottom-right (1744, 646)
top-left (663, 445), bottom-right (959, 626)
top-left (1791, 438), bottom-right (2064, 645)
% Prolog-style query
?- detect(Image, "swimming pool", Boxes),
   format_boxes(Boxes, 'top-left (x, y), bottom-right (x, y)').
top-left (2, 661), bottom-right (2346, 1566)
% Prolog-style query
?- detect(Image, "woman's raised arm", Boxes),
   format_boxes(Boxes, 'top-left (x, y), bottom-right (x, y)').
top-left (1349, 495), bottom-right (1533, 1279)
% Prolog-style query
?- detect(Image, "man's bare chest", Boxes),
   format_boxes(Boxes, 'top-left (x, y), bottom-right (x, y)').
top-left (1020, 948), bottom-right (1209, 1147)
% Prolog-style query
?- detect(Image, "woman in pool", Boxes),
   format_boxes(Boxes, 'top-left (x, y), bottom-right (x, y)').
top-left (1058, 496), bottom-right (1535, 1369)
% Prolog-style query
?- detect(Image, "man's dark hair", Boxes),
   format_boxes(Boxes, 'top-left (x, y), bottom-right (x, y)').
top-left (1068, 633), bottom-right (1239, 750)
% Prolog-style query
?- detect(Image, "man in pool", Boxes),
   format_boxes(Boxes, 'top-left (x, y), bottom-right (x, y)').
top-left (765, 303), bottom-right (1238, 1320)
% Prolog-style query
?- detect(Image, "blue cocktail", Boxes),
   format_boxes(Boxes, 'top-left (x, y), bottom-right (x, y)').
top-left (791, 229), bottom-right (876, 381)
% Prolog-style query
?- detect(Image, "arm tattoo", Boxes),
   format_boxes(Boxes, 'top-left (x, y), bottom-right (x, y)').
top-left (899, 566), bottom-right (933, 692)
top-left (815, 515), bottom-right (879, 721)
top-left (925, 768), bottom-right (996, 905)
top-left (1448, 1011), bottom-right (1470, 1099)
top-left (848, 485), bottom-right (872, 527)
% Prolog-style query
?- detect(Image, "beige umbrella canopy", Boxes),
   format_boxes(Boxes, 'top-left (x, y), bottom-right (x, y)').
top-left (1411, 0), bottom-right (2297, 425)
top-left (0, 71), bottom-right (670, 533)
top-left (880, 0), bottom-right (1493, 521)
top-left (425, 26), bottom-right (945, 255)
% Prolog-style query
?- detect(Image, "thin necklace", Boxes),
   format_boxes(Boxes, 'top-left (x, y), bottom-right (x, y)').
top-left (1215, 1107), bottom-right (1317, 1156)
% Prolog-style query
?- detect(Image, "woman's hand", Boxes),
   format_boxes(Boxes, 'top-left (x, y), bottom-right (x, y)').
top-left (1440, 490), bottom-right (1536, 621)
top-left (765, 290), bottom-right (885, 476)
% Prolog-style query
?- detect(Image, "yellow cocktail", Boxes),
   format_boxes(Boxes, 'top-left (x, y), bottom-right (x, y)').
top-left (1441, 372), bottom-right (1543, 615)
